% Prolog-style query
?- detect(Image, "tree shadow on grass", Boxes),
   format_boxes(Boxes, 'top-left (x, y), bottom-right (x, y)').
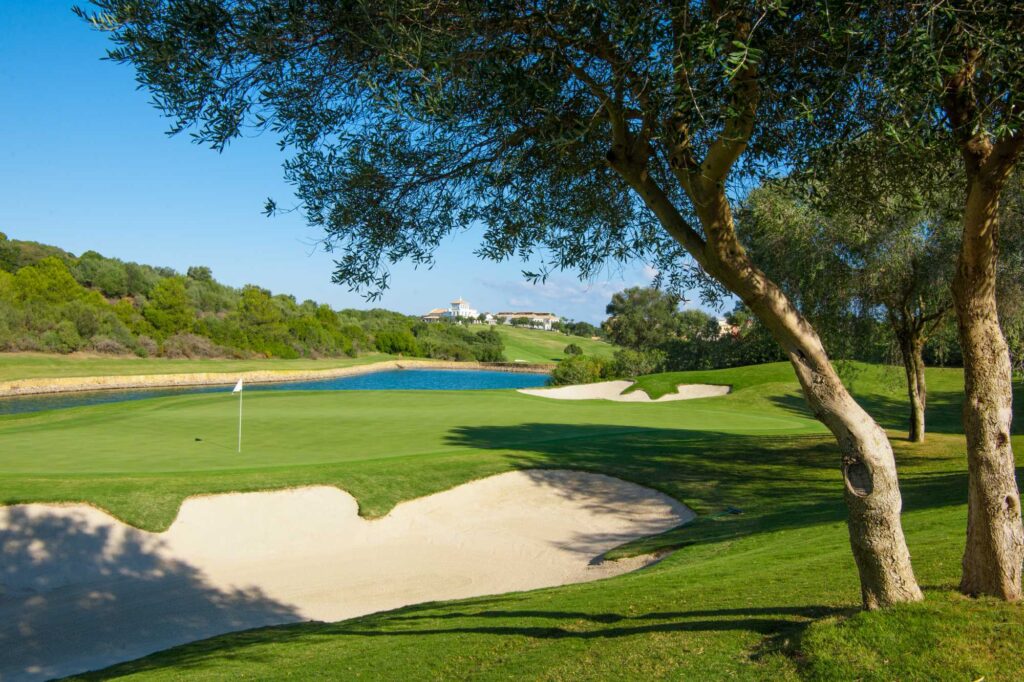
top-left (71, 422), bottom-right (984, 679)
top-left (0, 506), bottom-right (300, 681)
top-left (77, 594), bottom-right (854, 679)
top-left (443, 423), bottom-right (972, 552)
top-left (766, 381), bottom-right (1024, 437)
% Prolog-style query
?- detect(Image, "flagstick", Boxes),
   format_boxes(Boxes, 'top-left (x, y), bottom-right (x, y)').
top-left (237, 386), bottom-right (243, 453)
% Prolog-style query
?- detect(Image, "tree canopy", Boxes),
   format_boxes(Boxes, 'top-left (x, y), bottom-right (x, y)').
top-left (80, 0), bottom-right (870, 301)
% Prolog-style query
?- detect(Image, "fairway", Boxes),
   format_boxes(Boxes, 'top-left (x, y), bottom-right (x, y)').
top-left (492, 325), bottom-right (616, 363)
top-left (0, 364), bottom-right (818, 529)
top-left (2, 362), bottom-right (1022, 680)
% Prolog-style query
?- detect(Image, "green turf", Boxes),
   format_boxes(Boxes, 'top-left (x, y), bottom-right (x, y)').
top-left (0, 328), bottom-right (608, 381)
top-left (492, 325), bottom-right (617, 363)
top-left (0, 352), bottom-right (393, 382)
top-left (1, 360), bottom-right (1020, 680)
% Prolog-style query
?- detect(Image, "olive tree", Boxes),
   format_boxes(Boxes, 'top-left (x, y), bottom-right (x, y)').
top-left (876, 0), bottom-right (1024, 601)
top-left (741, 140), bottom-right (961, 443)
top-left (602, 286), bottom-right (684, 350)
top-left (81, 0), bottom-right (923, 608)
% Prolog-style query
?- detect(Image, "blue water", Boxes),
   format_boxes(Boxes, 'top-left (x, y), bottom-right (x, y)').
top-left (0, 369), bottom-right (550, 416)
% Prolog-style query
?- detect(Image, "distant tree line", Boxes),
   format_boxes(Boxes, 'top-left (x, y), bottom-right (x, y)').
top-left (0, 234), bottom-right (504, 362)
top-left (551, 286), bottom-right (784, 386)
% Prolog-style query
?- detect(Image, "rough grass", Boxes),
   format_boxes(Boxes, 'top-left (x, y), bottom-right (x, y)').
top-left (1, 360), bottom-right (1020, 680)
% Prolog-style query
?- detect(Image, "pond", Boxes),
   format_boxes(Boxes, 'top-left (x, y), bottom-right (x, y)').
top-left (0, 369), bottom-right (551, 416)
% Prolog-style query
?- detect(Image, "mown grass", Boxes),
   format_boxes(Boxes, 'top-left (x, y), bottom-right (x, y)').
top-left (0, 360), bottom-right (1020, 680)
top-left (492, 325), bottom-right (616, 363)
top-left (0, 352), bottom-right (393, 382)
top-left (0, 328), bottom-right (606, 382)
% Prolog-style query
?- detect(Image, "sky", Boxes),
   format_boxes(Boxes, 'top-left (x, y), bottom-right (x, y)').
top-left (0, 2), bottom-right (693, 323)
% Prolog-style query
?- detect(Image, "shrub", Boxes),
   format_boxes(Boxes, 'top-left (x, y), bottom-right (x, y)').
top-left (610, 348), bottom-right (666, 378)
top-left (134, 335), bottom-right (158, 357)
top-left (471, 328), bottom-right (505, 362)
top-left (160, 333), bottom-right (225, 359)
top-left (41, 320), bottom-right (84, 353)
top-left (90, 335), bottom-right (131, 355)
top-left (375, 329), bottom-right (419, 355)
top-left (564, 343), bottom-right (583, 356)
top-left (549, 355), bottom-right (608, 386)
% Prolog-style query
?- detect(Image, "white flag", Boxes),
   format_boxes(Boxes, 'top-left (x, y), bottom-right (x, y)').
top-left (233, 379), bottom-right (244, 393)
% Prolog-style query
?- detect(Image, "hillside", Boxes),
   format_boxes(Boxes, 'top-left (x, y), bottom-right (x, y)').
top-left (494, 325), bottom-right (616, 363)
top-left (0, 233), bottom-right (607, 368)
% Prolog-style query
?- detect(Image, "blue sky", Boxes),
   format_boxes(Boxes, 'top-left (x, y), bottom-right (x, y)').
top-left (0, 2), bottom-right (675, 323)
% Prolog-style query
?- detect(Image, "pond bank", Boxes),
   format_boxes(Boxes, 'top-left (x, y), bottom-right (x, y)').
top-left (0, 359), bottom-right (554, 398)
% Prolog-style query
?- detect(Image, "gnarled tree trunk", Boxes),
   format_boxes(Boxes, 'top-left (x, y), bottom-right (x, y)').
top-left (954, 175), bottom-right (1024, 600)
top-left (695, 189), bottom-right (923, 610)
top-left (618, 157), bottom-right (923, 608)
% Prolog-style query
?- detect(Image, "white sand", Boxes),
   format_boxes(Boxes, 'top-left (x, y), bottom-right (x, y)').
top-left (518, 380), bottom-right (730, 402)
top-left (0, 470), bottom-right (692, 681)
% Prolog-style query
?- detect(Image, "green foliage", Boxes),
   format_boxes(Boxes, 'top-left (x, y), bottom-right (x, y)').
top-left (549, 355), bottom-right (608, 386)
top-left (409, 323), bottom-right (506, 362)
top-left (602, 287), bottom-right (687, 351)
top-left (186, 265), bottom-right (213, 282)
top-left (79, 0), bottom-right (867, 307)
top-left (740, 140), bottom-right (960, 367)
top-left (374, 329), bottom-right (419, 355)
top-left (13, 257), bottom-right (85, 305)
top-left (143, 277), bottom-right (193, 339)
top-left (563, 343), bottom-right (582, 356)
top-left (610, 348), bottom-right (666, 378)
top-left (0, 234), bottom-right (509, 362)
top-left (599, 287), bottom-right (784, 372)
top-left (560, 320), bottom-right (600, 338)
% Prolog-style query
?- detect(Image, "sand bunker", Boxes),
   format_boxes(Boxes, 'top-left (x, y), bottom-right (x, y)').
top-left (0, 470), bottom-right (691, 680)
top-left (519, 380), bottom-right (730, 402)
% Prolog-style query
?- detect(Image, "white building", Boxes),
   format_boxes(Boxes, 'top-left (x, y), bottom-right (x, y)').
top-left (446, 298), bottom-right (478, 320)
top-left (421, 298), bottom-right (480, 322)
top-left (495, 311), bottom-right (561, 331)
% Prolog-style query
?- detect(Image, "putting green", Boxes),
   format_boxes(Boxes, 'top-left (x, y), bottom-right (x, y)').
top-left (0, 365), bottom-right (822, 529)
top-left (0, 388), bottom-right (818, 475)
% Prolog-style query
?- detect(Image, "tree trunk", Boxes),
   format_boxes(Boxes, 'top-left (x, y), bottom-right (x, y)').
top-left (955, 176), bottom-right (1024, 601)
top-left (896, 326), bottom-right (928, 443)
top-left (626, 171), bottom-right (923, 609)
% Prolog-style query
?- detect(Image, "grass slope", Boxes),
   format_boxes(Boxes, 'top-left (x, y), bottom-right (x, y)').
top-left (492, 326), bottom-right (616, 363)
top-left (0, 361), bottom-right (1019, 680)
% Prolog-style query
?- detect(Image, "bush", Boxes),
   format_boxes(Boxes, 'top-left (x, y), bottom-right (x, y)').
top-left (549, 355), bottom-right (608, 386)
top-left (471, 328), bottom-right (505, 362)
top-left (90, 335), bottom-right (131, 355)
top-left (160, 333), bottom-right (225, 359)
top-left (134, 335), bottom-right (158, 357)
top-left (375, 329), bottom-right (419, 355)
top-left (41, 320), bottom-right (84, 353)
top-left (610, 348), bottom-right (666, 377)
top-left (564, 343), bottom-right (583, 356)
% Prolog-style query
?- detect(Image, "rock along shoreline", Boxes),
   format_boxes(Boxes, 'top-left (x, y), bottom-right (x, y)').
top-left (0, 359), bottom-right (554, 398)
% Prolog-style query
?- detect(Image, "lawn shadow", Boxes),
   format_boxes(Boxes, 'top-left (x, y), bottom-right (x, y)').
top-left (0, 506), bottom-right (300, 681)
top-left (78, 594), bottom-right (853, 679)
top-left (443, 423), bottom-right (975, 555)
top-left (766, 379), bottom-right (1024, 437)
